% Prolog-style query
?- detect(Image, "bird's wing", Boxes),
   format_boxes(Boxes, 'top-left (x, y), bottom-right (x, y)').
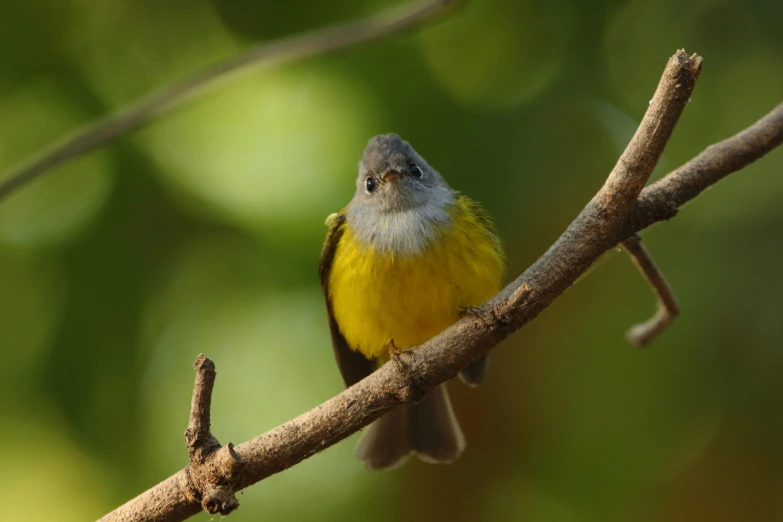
top-left (320, 212), bottom-right (376, 388)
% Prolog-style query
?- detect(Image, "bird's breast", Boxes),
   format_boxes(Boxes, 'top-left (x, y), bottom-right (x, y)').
top-left (329, 197), bottom-right (504, 360)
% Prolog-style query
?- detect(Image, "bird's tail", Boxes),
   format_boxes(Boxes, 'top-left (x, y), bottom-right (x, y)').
top-left (356, 384), bottom-right (465, 470)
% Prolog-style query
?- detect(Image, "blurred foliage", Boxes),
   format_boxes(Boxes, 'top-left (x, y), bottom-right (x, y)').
top-left (1, 0), bottom-right (782, 520)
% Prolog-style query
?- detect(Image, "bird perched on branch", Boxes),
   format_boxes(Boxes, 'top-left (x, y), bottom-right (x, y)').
top-left (320, 134), bottom-right (504, 470)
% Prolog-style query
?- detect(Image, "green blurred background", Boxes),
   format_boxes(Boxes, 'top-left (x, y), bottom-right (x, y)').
top-left (1, 0), bottom-right (782, 520)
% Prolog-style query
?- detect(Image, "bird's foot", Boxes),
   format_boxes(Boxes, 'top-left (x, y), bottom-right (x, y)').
top-left (386, 338), bottom-right (404, 359)
top-left (387, 338), bottom-right (414, 369)
top-left (386, 339), bottom-right (425, 401)
top-left (459, 305), bottom-right (484, 318)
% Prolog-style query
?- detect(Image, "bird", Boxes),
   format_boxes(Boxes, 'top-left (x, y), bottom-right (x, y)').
top-left (319, 133), bottom-right (504, 470)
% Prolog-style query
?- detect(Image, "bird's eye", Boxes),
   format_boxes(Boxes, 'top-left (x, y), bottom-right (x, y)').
top-left (365, 177), bottom-right (377, 193)
top-left (409, 163), bottom-right (423, 179)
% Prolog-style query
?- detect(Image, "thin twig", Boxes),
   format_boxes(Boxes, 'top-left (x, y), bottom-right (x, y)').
top-left (0, 0), bottom-right (465, 201)
top-left (621, 235), bottom-right (680, 347)
top-left (95, 49), bottom-right (745, 522)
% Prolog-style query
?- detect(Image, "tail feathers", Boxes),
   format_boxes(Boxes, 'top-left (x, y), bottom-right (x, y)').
top-left (411, 384), bottom-right (466, 463)
top-left (355, 403), bottom-right (412, 470)
top-left (356, 384), bottom-right (465, 470)
top-left (458, 354), bottom-right (490, 387)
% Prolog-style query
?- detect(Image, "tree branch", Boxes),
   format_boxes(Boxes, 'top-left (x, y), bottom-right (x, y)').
top-left (596, 52), bottom-right (702, 219)
top-left (0, 0), bottom-right (465, 201)
top-left (622, 235), bottom-right (680, 347)
top-left (97, 51), bottom-right (783, 522)
top-left (630, 100), bottom-right (783, 231)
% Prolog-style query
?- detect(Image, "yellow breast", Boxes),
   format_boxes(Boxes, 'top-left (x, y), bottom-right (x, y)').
top-left (328, 195), bottom-right (504, 360)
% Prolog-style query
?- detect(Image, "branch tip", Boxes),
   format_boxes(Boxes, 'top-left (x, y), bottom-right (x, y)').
top-left (194, 353), bottom-right (214, 372)
top-left (597, 48), bottom-right (702, 220)
top-left (674, 49), bottom-right (703, 77)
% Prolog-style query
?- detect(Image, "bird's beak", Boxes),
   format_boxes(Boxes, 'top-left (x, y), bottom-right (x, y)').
top-left (382, 170), bottom-right (402, 182)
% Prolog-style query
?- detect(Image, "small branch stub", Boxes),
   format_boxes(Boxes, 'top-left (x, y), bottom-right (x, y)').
top-left (184, 354), bottom-right (245, 516)
top-left (185, 355), bottom-right (219, 460)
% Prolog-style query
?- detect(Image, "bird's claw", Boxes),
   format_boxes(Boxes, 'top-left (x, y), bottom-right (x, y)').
top-left (460, 305), bottom-right (484, 318)
top-left (386, 338), bottom-right (404, 359)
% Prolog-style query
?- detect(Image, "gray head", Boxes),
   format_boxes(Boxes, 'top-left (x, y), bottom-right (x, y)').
top-left (352, 133), bottom-right (452, 211)
top-left (347, 134), bottom-right (455, 255)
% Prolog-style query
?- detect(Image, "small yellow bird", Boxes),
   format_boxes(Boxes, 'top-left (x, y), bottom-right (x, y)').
top-left (320, 134), bottom-right (504, 470)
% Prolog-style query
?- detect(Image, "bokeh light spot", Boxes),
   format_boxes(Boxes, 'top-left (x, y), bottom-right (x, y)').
top-left (0, 415), bottom-right (114, 521)
top-left (484, 479), bottom-right (580, 522)
top-left (65, 0), bottom-right (239, 107)
top-left (141, 69), bottom-right (377, 232)
top-left (0, 250), bottom-right (64, 375)
top-left (419, 0), bottom-right (573, 111)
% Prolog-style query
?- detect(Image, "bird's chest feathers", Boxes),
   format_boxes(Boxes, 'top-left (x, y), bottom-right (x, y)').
top-left (329, 205), bottom-right (501, 359)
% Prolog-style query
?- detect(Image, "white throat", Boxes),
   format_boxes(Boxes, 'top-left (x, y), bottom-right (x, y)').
top-left (347, 191), bottom-right (455, 257)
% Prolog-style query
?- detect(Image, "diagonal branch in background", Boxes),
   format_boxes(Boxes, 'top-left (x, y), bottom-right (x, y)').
top-left (96, 53), bottom-right (783, 522)
top-left (0, 0), bottom-right (466, 201)
top-left (622, 235), bottom-right (680, 347)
